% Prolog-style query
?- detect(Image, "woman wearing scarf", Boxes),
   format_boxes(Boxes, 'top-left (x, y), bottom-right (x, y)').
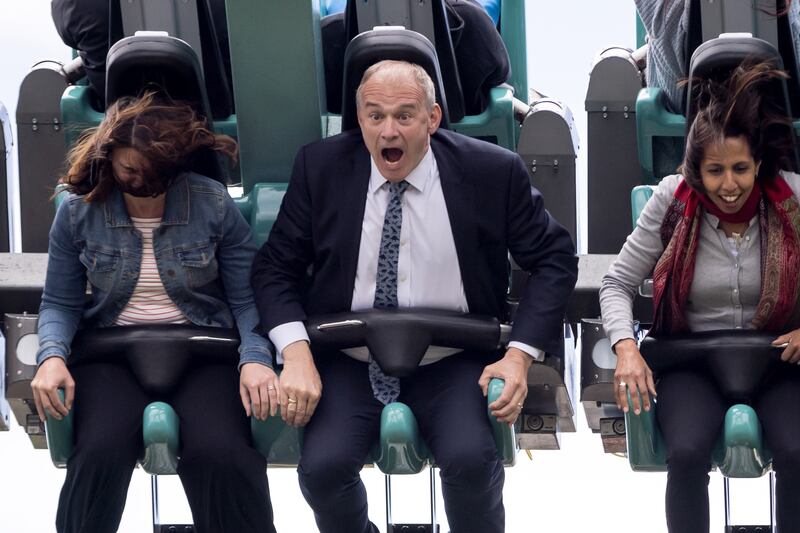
top-left (600, 61), bottom-right (800, 533)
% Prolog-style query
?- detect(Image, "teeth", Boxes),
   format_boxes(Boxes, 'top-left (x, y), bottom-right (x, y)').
top-left (722, 195), bottom-right (739, 202)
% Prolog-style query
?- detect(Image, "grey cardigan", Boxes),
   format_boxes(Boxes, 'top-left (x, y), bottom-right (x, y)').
top-left (599, 172), bottom-right (800, 348)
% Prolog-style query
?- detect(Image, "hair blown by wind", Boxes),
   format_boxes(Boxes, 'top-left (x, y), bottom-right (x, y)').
top-left (680, 61), bottom-right (796, 191)
top-left (61, 91), bottom-right (238, 202)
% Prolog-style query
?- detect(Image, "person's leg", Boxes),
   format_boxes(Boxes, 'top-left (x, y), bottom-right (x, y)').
top-left (56, 362), bottom-right (149, 533)
top-left (754, 366), bottom-right (800, 533)
top-left (171, 363), bottom-right (275, 533)
top-left (298, 354), bottom-right (384, 533)
top-left (656, 369), bottom-right (728, 533)
top-left (402, 353), bottom-right (504, 533)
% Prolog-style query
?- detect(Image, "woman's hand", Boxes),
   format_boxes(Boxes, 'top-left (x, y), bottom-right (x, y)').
top-left (773, 328), bottom-right (800, 364)
top-left (240, 363), bottom-right (281, 420)
top-left (613, 338), bottom-right (657, 415)
top-left (31, 358), bottom-right (75, 422)
top-left (278, 341), bottom-right (322, 428)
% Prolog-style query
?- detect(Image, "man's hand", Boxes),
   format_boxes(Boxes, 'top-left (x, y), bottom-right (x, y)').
top-left (240, 363), bottom-right (281, 420)
top-left (31, 357), bottom-right (75, 422)
top-left (478, 347), bottom-right (533, 425)
top-left (279, 341), bottom-right (322, 428)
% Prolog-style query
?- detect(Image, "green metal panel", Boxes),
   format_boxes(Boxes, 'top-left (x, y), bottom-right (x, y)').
top-left (635, 87), bottom-right (686, 184)
top-left (251, 413), bottom-right (304, 466)
top-left (141, 401), bottom-right (180, 475)
top-left (630, 185), bottom-right (656, 229)
top-left (636, 11), bottom-right (646, 49)
top-left (233, 182), bottom-right (289, 246)
top-left (624, 392), bottom-right (667, 472)
top-left (450, 86), bottom-right (516, 151)
top-left (487, 377), bottom-right (516, 465)
top-left (225, 0), bottom-right (326, 192)
top-left (61, 85), bottom-right (238, 150)
top-left (45, 389), bottom-right (73, 468)
top-left (499, 0), bottom-right (527, 102)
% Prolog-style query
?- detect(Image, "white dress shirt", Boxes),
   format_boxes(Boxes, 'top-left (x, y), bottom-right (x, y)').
top-left (269, 146), bottom-right (544, 363)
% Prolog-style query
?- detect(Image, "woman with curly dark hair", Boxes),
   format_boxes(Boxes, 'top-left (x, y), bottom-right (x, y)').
top-left (601, 61), bottom-right (800, 533)
top-left (30, 92), bottom-right (278, 533)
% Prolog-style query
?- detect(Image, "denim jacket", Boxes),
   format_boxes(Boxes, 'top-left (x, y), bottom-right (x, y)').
top-left (36, 172), bottom-right (274, 368)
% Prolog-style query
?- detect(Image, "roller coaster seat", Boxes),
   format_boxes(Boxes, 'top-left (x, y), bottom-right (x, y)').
top-left (624, 186), bottom-right (775, 477)
top-left (625, 332), bottom-right (780, 477)
top-left (62, 34), bottom-right (236, 183)
top-left (340, 26), bottom-right (515, 151)
top-left (43, 317), bottom-right (515, 476)
top-left (636, 34), bottom-right (798, 184)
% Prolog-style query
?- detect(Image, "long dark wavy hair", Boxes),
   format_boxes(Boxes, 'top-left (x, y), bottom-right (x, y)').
top-left (679, 61), bottom-right (796, 192)
top-left (61, 91), bottom-right (238, 202)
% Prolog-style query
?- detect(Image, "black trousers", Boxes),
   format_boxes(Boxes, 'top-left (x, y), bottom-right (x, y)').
top-left (55, 362), bottom-right (275, 533)
top-left (657, 365), bottom-right (800, 533)
top-left (298, 352), bottom-right (505, 533)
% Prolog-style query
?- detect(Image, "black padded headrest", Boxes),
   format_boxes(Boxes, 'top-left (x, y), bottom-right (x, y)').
top-left (69, 325), bottom-right (240, 396)
top-left (641, 330), bottom-right (784, 402)
top-left (344, 0), bottom-right (465, 123)
top-left (105, 35), bottom-right (230, 184)
top-left (341, 28), bottom-right (451, 131)
top-left (685, 35), bottom-right (789, 126)
top-left (108, 0), bottom-right (233, 119)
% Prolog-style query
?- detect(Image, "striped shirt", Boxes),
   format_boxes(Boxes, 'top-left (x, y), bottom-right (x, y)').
top-left (115, 217), bottom-right (189, 326)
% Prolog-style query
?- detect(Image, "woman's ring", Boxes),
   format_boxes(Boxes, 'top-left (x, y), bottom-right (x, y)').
top-left (287, 397), bottom-right (298, 403)
top-left (618, 381), bottom-right (627, 388)
top-left (267, 385), bottom-right (275, 391)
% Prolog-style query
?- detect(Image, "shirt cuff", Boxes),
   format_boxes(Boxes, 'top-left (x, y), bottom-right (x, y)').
top-left (508, 341), bottom-right (545, 362)
top-left (268, 321), bottom-right (310, 365)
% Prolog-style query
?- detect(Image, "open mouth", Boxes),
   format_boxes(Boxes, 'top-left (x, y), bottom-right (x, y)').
top-left (381, 148), bottom-right (404, 164)
top-left (720, 193), bottom-right (741, 205)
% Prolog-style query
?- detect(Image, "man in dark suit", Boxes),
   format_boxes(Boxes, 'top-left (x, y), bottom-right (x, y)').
top-left (251, 60), bottom-right (577, 533)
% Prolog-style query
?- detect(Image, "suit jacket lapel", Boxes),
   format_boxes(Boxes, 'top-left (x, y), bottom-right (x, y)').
top-left (337, 145), bottom-right (371, 308)
top-left (433, 135), bottom-right (481, 310)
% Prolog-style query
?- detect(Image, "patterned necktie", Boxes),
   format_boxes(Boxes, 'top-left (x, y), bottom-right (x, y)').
top-left (369, 180), bottom-right (409, 404)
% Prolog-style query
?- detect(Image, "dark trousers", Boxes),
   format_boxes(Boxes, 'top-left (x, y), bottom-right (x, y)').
top-left (55, 362), bottom-right (275, 533)
top-left (657, 366), bottom-right (800, 533)
top-left (298, 352), bottom-right (505, 533)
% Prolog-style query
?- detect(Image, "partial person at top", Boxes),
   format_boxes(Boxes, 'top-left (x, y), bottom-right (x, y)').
top-left (51, 0), bottom-right (231, 108)
top-left (600, 61), bottom-right (800, 532)
top-left (31, 92), bottom-right (278, 533)
top-left (251, 59), bottom-right (577, 533)
top-left (322, 0), bottom-right (510, 116)
top-left (635, 0), bottom-right (800, 112)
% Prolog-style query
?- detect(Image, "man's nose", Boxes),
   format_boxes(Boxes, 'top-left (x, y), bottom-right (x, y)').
top-left (380, 118), bottom-right (398, 138)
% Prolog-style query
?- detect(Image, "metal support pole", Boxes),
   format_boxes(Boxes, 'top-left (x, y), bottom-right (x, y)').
top-left (724, 477), bottom-right (732, 529)
top-left (385, 474), bottom-right (393, 533)
top-left (429, 466), bottom-right (438, 531)
top-left (151, 475), bottom-right (160, 533)
top-left (770, 471), bottom-right (777, 532)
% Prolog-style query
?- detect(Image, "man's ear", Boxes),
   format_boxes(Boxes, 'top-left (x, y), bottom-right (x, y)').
top-left (428, 103), bottom-right (442, 134)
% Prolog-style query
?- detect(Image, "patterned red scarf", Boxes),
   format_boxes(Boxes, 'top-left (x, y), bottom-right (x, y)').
top-left (651, 176), bottom-right (800, 335)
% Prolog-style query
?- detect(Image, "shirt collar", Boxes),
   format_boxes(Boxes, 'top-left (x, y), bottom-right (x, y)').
top-left (369, 145), bottom-right (434, 194)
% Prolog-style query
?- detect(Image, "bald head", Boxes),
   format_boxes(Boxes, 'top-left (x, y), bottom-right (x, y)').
top-left (356, 60), bottom-right (436, 112)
